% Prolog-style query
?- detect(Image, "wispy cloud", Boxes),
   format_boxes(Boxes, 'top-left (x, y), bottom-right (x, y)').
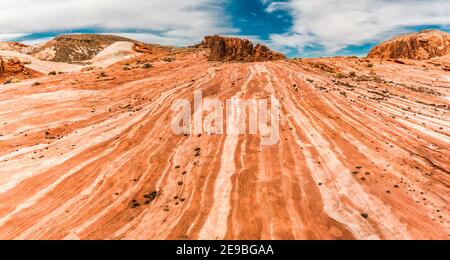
top-left (0, 0), bottom-right (236, 45)
top-left (266, 0), bottom-right (450, 54)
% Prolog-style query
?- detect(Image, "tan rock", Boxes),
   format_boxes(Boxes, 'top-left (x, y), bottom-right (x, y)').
top-left (368, 29), bottom-right (450, 60)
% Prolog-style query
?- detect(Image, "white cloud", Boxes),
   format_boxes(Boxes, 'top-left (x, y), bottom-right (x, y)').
top-left (0, 33), bottom-right (28, 42)
top-left (0, 0), bottom-right (236, 45)
top-left (266, 0), bottom-right (450, 53)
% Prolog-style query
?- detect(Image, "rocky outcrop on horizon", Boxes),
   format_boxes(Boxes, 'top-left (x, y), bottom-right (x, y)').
top-left (198, 35), bottom-right (286, 62)
top-left (368, 29), bottom-right (450, 60)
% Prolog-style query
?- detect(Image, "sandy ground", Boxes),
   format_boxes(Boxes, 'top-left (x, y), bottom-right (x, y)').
top-left (0, 49), bottom-right (448, 240)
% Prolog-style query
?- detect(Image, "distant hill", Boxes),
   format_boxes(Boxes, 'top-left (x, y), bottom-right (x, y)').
top-left (24, 34), bottom-right (137, 63)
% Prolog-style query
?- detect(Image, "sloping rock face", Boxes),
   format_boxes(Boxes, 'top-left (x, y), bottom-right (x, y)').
top-left (198, 35), bottom-right (286, 62)
top-left (0, 33), bottom-right (449, 241)
top-left (368, 30), bottom-right (450, 60)
top-left (0, 49), bottom-right (449, 240)
top-left (27, 34), bottom-right (136, 63)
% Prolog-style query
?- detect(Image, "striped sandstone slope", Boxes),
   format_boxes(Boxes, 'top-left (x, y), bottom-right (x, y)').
top-left (0, 36), bottom-right (448, 240)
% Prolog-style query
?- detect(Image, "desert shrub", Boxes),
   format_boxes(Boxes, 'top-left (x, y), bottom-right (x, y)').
top-left (311, 62), bottom-right (334, 73)
top-left (130, 201), bottom-right (140, 209)
top-left (335, 73), bottom-right (345, 79)
top-left (3, 78), bottom-right (21, 84)
top-left (162, 57), bottom-right (175, 62)
top-left (143, 191), bottom-right (159, 202)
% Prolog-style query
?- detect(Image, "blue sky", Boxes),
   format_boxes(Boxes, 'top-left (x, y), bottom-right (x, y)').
top-left (0, 0), bottom-right (449, 57)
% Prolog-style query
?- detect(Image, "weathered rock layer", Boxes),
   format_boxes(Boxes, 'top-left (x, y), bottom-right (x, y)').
top-left (368, 30), bottom-right (450, 60)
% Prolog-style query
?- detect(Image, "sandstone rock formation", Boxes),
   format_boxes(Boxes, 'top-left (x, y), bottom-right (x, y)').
top-left (368, 29), bottom-right (450, 60)
top-left (1, 57), bottom-right (24, 73)
top-left (198, 35), bottom-right (286, 62)
top-left (0, 56), bottom-right (41, 81)
top-left (0, 33), bottom-right (448, 240)
top-left (0, 56), bottom-right (25, 75)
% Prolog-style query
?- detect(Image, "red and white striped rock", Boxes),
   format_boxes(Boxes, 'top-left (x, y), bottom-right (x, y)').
top-left (0, 41), bottom-right (448, 240)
